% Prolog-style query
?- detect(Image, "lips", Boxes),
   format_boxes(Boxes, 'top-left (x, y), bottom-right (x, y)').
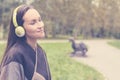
top-left (37, 30), bottom-right (44, 33)
top-left (37, 27), bottom-right (44, 32)
top-left (37, 29), bottom-right (44, 33)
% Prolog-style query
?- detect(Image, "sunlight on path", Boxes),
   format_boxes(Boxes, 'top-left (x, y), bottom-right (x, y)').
top-left (73, 40), bottom-right (120, 80)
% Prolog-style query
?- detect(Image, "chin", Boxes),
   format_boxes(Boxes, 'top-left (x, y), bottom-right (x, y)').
top-left (35, 33), bottom-right (45, 39)
top-left (38, 35), bottom-right (45, 39)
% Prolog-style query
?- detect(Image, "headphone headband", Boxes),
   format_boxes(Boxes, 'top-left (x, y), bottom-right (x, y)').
top-left (13, 6), bottom-right (22, 27)
top-left (12, 5), bottom-right (25, 37)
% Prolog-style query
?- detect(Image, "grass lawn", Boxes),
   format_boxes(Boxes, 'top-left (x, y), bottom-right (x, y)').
top-left (0, 42), bottom-right (105, 80)
top-left (108, 40), bottom-right (120, 49)
top-left (0, 43), bottom-right (6, 61)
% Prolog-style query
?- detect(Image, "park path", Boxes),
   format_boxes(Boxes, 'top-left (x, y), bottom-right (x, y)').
top-left (73, 40), bottom-right (120, 80)
top-left (0, 39), bottom-right (120, 80)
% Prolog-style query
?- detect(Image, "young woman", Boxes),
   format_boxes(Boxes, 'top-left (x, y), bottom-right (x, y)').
top-left (0, 4), bottom-right (51, 80)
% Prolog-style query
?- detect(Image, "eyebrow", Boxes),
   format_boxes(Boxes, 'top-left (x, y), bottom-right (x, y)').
top-left (25, 17), bottom-right (41, 23)
top-left (31, 19), bottom-right (37, 22)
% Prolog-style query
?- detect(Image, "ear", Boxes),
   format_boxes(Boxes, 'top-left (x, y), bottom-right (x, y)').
top-left (15, 26), bottom-right (25, 37)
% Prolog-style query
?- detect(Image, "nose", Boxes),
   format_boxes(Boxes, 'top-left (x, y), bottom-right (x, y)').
top-left (38, 21), bottom-right (44, 28)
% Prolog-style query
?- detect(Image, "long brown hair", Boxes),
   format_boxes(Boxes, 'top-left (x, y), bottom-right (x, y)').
top-left (1, 4), bottom-right (33, 65)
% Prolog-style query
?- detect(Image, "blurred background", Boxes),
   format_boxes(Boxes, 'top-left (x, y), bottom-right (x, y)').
top-left (1, 1), bottom-right (120, 80)
top-left (0, 0), bottom-right (120, 40)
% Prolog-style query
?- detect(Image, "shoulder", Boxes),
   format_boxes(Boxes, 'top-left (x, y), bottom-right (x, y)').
top-left (0, 61), bottom-right (28, 80)
top-left (37, 45), bottom-right (45, 53)
top-left (3, 43), bottom-right (25, 66)
top-left (8, 42), bottom-right (25, 58)
top-left (37, 45), bottom-right (47, 57)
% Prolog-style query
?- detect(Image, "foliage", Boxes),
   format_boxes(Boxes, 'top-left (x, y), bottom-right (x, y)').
top-left (32, 0), bottom-right (120, 39)
top-left (1, 0), bottom-right (120, 39)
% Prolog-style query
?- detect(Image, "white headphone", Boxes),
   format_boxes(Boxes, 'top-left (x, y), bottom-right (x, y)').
top-left (13, 6), bottom-right (25, 37)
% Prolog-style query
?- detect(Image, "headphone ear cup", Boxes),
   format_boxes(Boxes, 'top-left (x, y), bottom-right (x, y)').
top-left (15, 26), bottom-right (25, 37)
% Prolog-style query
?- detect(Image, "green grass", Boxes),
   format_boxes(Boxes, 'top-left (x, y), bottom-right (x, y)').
top-left (0, 42), bottom-right (105, 80)
top-left (39, 42), bottom-right (104, 80)
top-left (108, 40), bottom-right (120, 49)
top-left (0, 43), bottom-right (6, 61)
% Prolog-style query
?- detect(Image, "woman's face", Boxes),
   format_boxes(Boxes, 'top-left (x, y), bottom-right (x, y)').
top-left (23, 8), bottom-right (45, 40)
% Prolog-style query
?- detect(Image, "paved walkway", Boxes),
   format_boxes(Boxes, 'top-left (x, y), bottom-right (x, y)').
top-left (1, 39), bottom-right (120, 80)
top-left (73, 40), bottom-right (120, 80)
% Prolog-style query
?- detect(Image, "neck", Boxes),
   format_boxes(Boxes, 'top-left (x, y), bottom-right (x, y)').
top-left (26, 38), bottom-right (37, 51)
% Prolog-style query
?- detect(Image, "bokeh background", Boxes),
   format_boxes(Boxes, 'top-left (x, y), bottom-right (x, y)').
top-left (0, 0), bottom-right (120, 80)
top-left (0, 0), bottom-right (120, 40)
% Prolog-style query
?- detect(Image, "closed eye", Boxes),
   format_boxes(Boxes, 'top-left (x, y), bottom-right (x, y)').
top-left (29, 20), bottom-right (37, 25)
top-left (28, 17), bottom-right (42, 25)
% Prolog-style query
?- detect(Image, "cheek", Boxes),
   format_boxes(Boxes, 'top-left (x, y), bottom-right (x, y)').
top-left (24, 26), bottom-right (34, 33)
top-left (24, 24), bottom-right (45, 38)
top-left (24, 25), bottom-right (35, 36)
top-left (25, 28), bottom-right (34, 33)
top-left (24, 27), bottom-right (45, 38)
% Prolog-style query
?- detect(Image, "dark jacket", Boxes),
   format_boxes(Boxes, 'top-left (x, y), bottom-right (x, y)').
top-left (0, 41), bottom-right (51, 80)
